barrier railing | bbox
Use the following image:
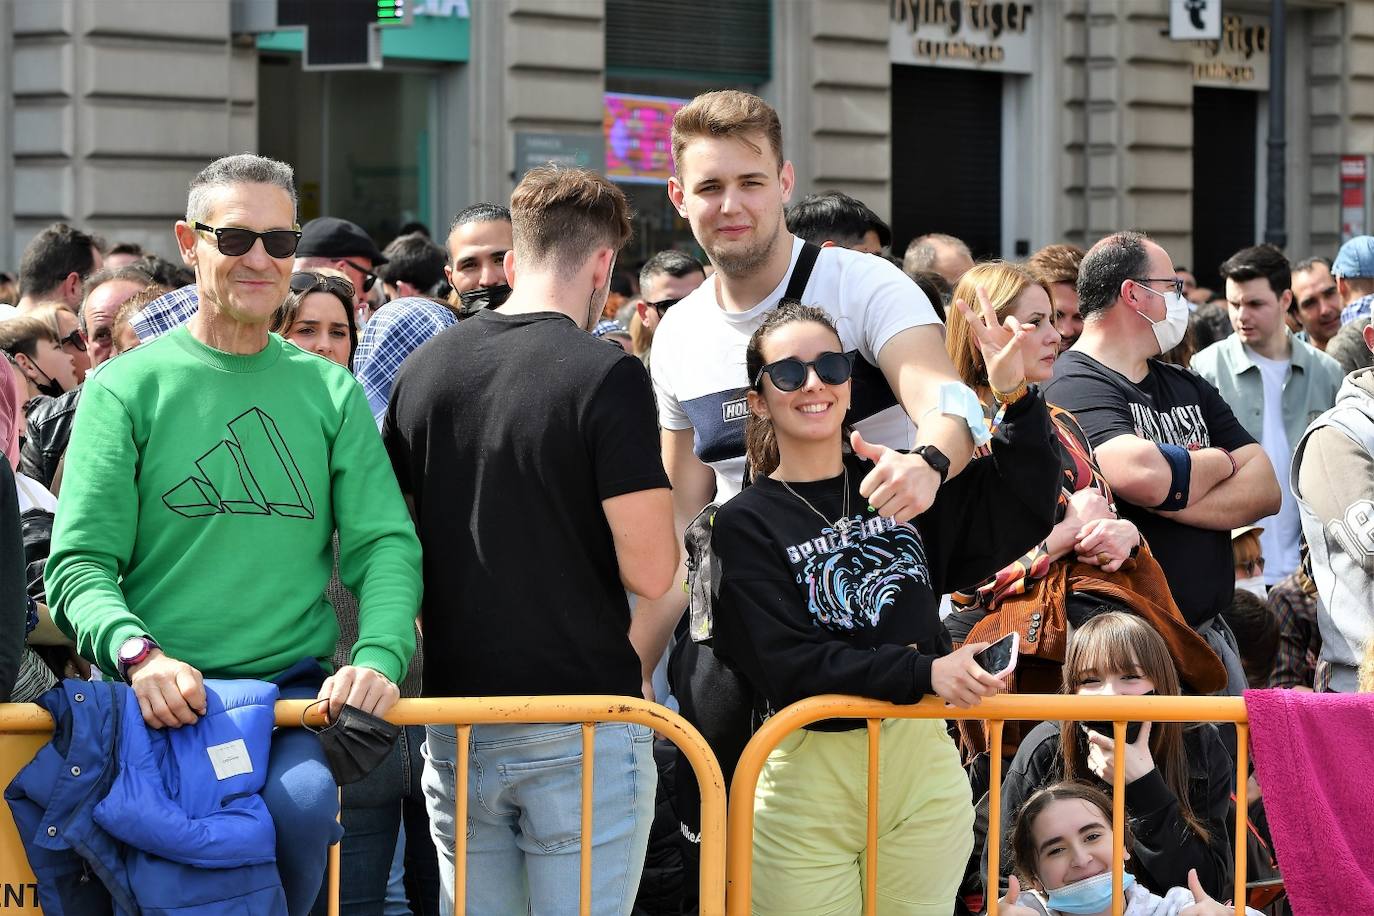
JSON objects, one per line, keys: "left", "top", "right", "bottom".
{"left": 725, "top": 694, "right": 1249, "bottom": 916}
{"left": 0, "top": 696, "right": 729, "bottom": 916}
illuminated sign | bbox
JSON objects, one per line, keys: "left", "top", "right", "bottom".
{"left": 889, "top": 0, "right": 1036, "bottom": 74}
{"left": 604, "top": 93, "right": 687, "bottom": 185}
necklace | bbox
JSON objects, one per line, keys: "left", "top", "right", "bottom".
{"left": 778, "top": 466, "right": 852, "bottom": 535}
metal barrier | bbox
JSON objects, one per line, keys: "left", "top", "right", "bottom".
{"left": 725, "top": 693, "right": 1249, "bottom": 916}
{"left": 0, "top": 696, "right": 728, "bottom": 916}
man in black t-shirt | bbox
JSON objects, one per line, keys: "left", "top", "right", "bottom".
{"left": 384, "top": 166, "right": 677, "bottom": 914}
{"left": 1043, "top": 231, "right": 1280, "bottom": 694}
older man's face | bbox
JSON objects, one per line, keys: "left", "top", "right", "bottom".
{"left": 83, "top": 279, "right": 144, "bottom": 367}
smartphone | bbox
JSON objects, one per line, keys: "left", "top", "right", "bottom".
{"left": 1246, "top": 878, "right": 1286, "bottom": 908}
{"left": 973, "top": 632, "right": 1018, "bottom": 678}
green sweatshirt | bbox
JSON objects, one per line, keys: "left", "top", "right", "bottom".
{"left": 46, "top": 325, "right": 422, "bottom": 683}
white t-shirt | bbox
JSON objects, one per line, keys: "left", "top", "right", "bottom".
{"left": 14, "top": 472, "right": 57, "bottom": 514}
{"left": 1249, "top": 348, "right": 1300, "bottom": 585}
{"left": 652, "top": 237, "right": 940, "bottom": 502}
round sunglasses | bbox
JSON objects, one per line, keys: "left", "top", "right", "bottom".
{"left": 193, "top": 221, "right": 302, "bottom": 259}
{"left": 752, "top": 351, "right": 855, "bottom": 392}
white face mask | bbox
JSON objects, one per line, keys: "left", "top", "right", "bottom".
{"left": 1236, "top": 576, "right": 1267, "bottom": 599}
{"left": 1132, "top": 283, "right": 1190, "bottom": 354}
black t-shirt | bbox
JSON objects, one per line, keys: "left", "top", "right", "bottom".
{"left": 1043, "top": 351, "right": 1256, "bottom": 626}
{"left": 383, "top": 310, "right": 670, "bottom": 698}
{"left": 710, "top": 391, "right": 1060, "bottom": 730}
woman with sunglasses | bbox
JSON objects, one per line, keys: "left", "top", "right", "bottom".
{"left": 272, "top": 270, "right": 359, "bottom": 369}
{"left": 708, "top": 300, "right": 1060, "bottom": 914}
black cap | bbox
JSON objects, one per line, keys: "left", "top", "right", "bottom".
{"left": 296, "top": 217, "right": 388, "bottom": 265}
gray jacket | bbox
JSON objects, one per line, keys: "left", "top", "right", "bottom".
{"left": 1292, "top": 368, "right": 1374, "bottom": 691}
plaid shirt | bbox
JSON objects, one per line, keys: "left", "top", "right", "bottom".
{"left": 130, "top": 284, "right": 199, "bottom": 342}
{"left": 353, "top": 297, "right": 457, "bottom": 426}
{"left": 1340, "top": 292, "right": 1374, "bottom": 326}
{"left": 1266, "top": 569, "right": 1323, "bottom": 689}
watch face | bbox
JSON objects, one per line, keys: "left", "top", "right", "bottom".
{"left": 119, "top": 637, "right": 147, "bottom": 663}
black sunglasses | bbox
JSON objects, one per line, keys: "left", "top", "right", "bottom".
{"left": 59, "top": 327, "right": 87, "bottom": 353}
{"left": 647, "top": 297, "right": 681, "bottom": 316}
{"left": 291, "top": 271, "right": 357, "bottom": 301}
{"left": 193, "top": 221, "right": 302, "bottom": 259}
{"left": 342, "top": 259, "right": 378, "bottom": 293}
{"left": 753, "top": 351, "right": 855, "bottom": 392}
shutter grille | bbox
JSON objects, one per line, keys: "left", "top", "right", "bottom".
{"left": 605, "top": 0, "right": 771, "bottom": 83}
{"left": 891, "top": 65, "right": 1003, "bottom": 261}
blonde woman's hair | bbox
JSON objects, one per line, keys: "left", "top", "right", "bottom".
{"left": 944, "top": 261, "right": 1052, "bottom": 396}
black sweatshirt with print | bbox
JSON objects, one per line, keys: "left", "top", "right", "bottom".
{"left": 709, "top": 390, "right": 1059, "bottom": 727}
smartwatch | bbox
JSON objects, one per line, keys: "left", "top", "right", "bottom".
{"left": 117, "top": 635, "right": 160, "bottom": 680}
{"left": 913, "top": 444, "right": 950, "bottom": 484}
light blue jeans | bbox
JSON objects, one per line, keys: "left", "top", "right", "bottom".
{"left": 421, "top": 722, "right": 656, "bottom": 916}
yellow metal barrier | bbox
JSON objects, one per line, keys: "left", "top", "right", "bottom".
{"left": 725, "top": 694, "right": 1249, "bottom": 916}
{"left": 0, "top": 696, "right": 728, "bottom": 916}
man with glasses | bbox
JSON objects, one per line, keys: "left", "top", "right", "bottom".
{"left": 294, "top": 216, "right": 388, "bottom": 323}
{"left": 46, "top": 153, "right": 422, "bottom": 915}
{"left": 634, "top": 249, "right": 705, "bottom": 370}
{"left": 1043, "top": 230, "right": 1281, "bottom": 693}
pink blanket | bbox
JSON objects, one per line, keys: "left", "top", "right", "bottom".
{"left": 1245, "top": 688, "right": 1374, "bottom": 915}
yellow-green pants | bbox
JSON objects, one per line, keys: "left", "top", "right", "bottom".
{"left": 751, "top": 718, "right": 973, "bottom": 916}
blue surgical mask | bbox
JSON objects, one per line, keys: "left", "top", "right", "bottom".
{"left": 1045, "top": 870, "right": 1135, "bottom": 914}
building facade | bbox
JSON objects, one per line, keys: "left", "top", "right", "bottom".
{"left": 2, "top": 0, "right": 1372, "bottom": 282}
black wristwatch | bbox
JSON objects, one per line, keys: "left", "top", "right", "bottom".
{"left": 912, "top": 444, "right": 950, "bottom": 484}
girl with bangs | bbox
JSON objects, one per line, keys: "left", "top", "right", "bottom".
{"left": 991, "top": 613, "right": 1235, "bottom": 902}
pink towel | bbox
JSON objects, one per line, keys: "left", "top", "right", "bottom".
{"left": 1245, "top": 688, "right": 1374, "bottom": 916}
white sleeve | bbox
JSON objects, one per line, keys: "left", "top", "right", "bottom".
{"left": 847, "top": 255, "right": 940, "bottom": 364}
{"left": 651, "top": 340, "right": 691, "bottom": 430}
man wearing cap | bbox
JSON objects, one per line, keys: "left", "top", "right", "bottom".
{"left": 1333, "top": 235, "right": 1374, "bottom": 326}
{"left": 295, "top": 216, "right": 388, "bottom": 323}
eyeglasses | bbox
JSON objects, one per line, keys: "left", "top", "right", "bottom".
{"left": 753, "top": 351, "right": 855, "bottom": 392}
{"left": 1133, "top": 277, "right": 1186, "bottom": 298}
{"left": 647, "top": 297, "right": 681, "bottom": 316}
{"left": 59, "top": 327, "right": 87, "bottom": 353}
{"left": 193, "top": 221, "right": 302, "bottom": 259}
{"left": 290, "top": 271, "right": 357, "bottom": 301}
{"left": 341, "top": 260, "right": 378, "bottom": 294}
{"left": 1240, "top": 557, "right": 1266, "bottom": 577}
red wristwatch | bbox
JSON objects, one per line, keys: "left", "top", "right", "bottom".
{"left": 117, "top": 635, "right": 160, "bottom": 681}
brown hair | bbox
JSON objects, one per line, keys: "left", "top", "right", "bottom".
{"left": 1026, "top": 243, "right": 1086, "bottom": 286}
{"left": 1231, "top": 528, "right": 1263, "bottom": 575}
{"left": 109, "top": 286, "right": 168, "bottom": 354}
{"left": 272, "top": 268, "right": 358, "bottom": 363}
{"left": 1058, "top": 613, "right": 1211, "bottom": 844}
{"left": 1360, "top": 638, "right": 1374, "bottom": 693}
{"left": 744, "top": 301, "right": 844, "bottom": 479}
{"left": 510, "top": 166, "right": 632, "bottom": 278}
{"left": 1009, "top": 781, "right": 1134, "bottom": 888}
{"left": 671, "top": 90, "right": 784, "bottom": 172}
{"left": 945, "top": 261, "right": 1052, "bottom": 397}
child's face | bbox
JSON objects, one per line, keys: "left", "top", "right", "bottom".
{"left": 1031, "top": 798, "right": 1116, "bottom": 891}
{"left": 1073, "top": 653, "right": 1155, "bottom": 697}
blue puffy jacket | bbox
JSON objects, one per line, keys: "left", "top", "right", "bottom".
{"left": 5, "top": 677, "right": 289, "bottom": 915}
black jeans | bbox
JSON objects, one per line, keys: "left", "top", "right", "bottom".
{"left": 312, "top": 724, "right": 441, "bottom": 916}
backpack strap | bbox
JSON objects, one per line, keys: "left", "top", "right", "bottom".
{"left": 782, "top": 242, "right": 822, "bottom": 303}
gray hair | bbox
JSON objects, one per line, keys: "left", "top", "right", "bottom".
{"left": 186, "top": 154, "right": 297, "bottom": 224}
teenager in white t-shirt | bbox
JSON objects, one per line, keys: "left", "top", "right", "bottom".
{"left": 630, "top": 89, "right": 990, "bottom": 690}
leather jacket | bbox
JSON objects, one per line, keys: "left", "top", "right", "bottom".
{"left": 20, "top": 387, "right": 80, "bottom": 489}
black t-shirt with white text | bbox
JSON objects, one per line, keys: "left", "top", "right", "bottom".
{"left": 383, "top": 310, "right": 669, "bottom": 698}
{"left": 1044, "top": 351, "right": 1256, "bottom": 626}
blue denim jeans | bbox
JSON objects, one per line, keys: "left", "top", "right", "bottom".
{"left": 422, "top": 722, "right": 656, "bottom": 916}
{"left": 311, "top": 724, "right": 440, "bottom": 916}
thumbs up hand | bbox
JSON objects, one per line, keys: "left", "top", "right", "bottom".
{"left": 1179, "top": 868, "right": 1231, "bottom": 915}
{"left": 852, "top": 430, "right": 940, "bottom": 523}
{"left": 994, "top": 875, "right": 1040, "bottom": 916}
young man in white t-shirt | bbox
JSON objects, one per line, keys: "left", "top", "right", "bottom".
{"left": 1191, "top": 244, "right": 1344, "bottom": 586}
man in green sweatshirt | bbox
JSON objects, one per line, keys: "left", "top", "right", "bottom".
{"left": 45, "top": 153, "right": 423, "bottom": 915}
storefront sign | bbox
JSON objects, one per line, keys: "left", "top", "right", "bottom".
{"left": 1342, "top": 155, "right": 1368, "bottom": 242}
{"left": 1169, "top": 0, "right": 1221, "bottom": 41}
{"left": 1190, "top": 14, "right": 1269, "bottom": 90}
{"left": 514, "top": 132, "right": 604, "bottom": 179}
{"left": 889, "top": 0, "right": 1036, "bottom": 74}
{"left": 413, "top": 0, "right": 469, "bottom": 15}
{"left": 604, "top": 93, "right": 687, "bottom": 184}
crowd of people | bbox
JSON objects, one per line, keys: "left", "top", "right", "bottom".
{"left": 0, "top": 86, "right": 1366, "bottom": 916}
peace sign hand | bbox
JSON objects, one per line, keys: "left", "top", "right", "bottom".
{"left": 955, "top": 285, "right": 1034, "bottom": 395}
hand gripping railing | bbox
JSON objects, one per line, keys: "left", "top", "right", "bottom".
{"left": 724, "top": 694, "right": 1249, "bottom": 916}
{"left": 0, "top": 697, "right": 728, "bottom": 916}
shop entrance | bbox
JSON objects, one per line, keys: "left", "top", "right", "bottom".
{"left": 1192, "top": 87, "right": 1259, "bottom": 291}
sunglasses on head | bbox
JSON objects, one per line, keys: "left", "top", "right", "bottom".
{"left": 193, "top": 221, "right": 302, "bottom": 259}
{"left": 647, "top": 297, "right": 680, "bottom": 316}
{"left": 290, "top": 271, "right": 357, "bottom": 301}
{"left": 753, "top": 351, "right": 855, "bottom": 392}
{"left": 342, "top": 260, "right": 378, "bottom": 294}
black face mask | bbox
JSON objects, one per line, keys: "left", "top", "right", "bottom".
{"left": 1080, "top": 690, "right": 1156, "bottom": 744}
{"left": 35, "top": 378, "right": 64, "bottom": 398}
{"left": 304, "top": 701, "right": 401, "bottom": 785}
{"left": 457, "top": 282, "right": 513, "bottom": 318}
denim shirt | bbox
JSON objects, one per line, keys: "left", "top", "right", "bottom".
{"left": 1190, "top": 332, "right": 1345, "bottom": 461}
